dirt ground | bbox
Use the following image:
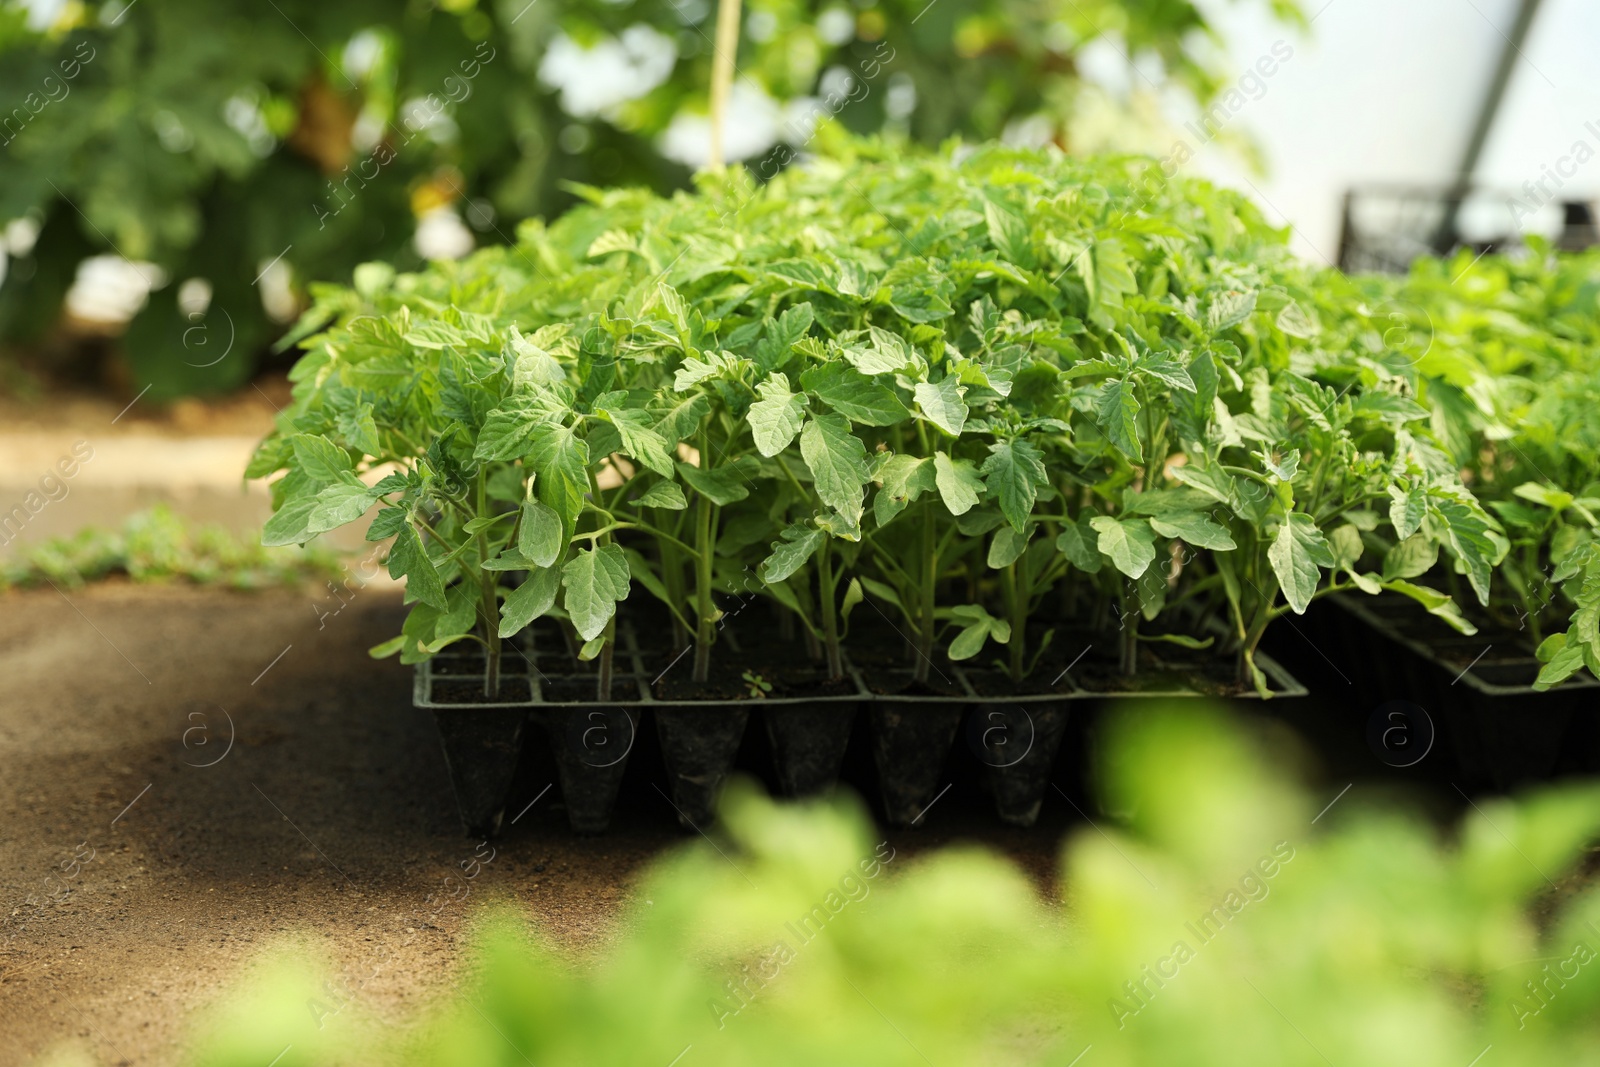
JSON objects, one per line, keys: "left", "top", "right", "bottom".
{"left": 0, "top": 581, "right": 1070, "bottom": 1067}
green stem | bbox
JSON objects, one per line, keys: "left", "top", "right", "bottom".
{"left": 473, "top": 470, "right": 501, "bottom": 700}
{"left": 692, "top": 428, "right": 716, "bottom": 684}
{"left": 1006, "top": 560, "right": 1026, "bottom": 682}
{"left": 915, "top": 501, "right": 937, "bottom": 684}
{"left": 818, "top": 537, "right": 843, "bottom": 681}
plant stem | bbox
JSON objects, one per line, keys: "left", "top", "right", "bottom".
{"left": 1119, "top": 580, "right": 1141, "bottom": 677}
{"left": 474, "top": 470, "right": 501, "bottom": 700}
{"left": 1006, "top": 560, "right": 1026, "bottom": 682}
{"left": 596, "top": 615, "right": 616, "bottom": 702}
{"left": 692, "top": 429, "right": 716, "bottom": 684}
{"left": 706, "top": 0, "right": 742, "bottom": 169}
{"left": 818, "top": 536, "right": 843, "bottom": 681}
{"left": 914, "top": 502, "right": 936, "bottom": 684}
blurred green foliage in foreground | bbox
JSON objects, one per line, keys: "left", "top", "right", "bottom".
{"left": 0, "top": 504, "right": 344, "bottom": 590}
{"left": 60, "top": 706, "right": 1600, "bottom": 1065}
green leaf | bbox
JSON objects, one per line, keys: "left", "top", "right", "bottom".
{"left": 873, "top": 454, "right": 936, "bottom": 527}
{"left": 1055, "top": 518, "right": 1103, "bottom": 573}
{"left": 290, "top": 434, "right": 352, "bottom": 484}
{"left": 474, "top": 398, "right": 543, "bottom": 461}
{"left": 1207, "top": 289, "right": 1257, "bottom": 332}
{"left": 518, "top": 499, "right": 564, "bottom": 568}
{"left": 388, "top": 523, "right": 448, "bottom": 610}
{"left": 1389, "top": 485, "right": 1428, "bottom": 541}
{"left": 499, "top": 567, "right": 561, "bottom": 637}
{"left": 759, "top": 523, "right": 826, "bottom": 583}
{"left": 366, "top": 506, "right": 408, "bottom": 542}
{"left": 1147, "top": 509, "right": 1236, "bottom": 551}
{"left": 1536, "top": 642, "right": 1587, "bottom": 690}
{"left": 947, "top": 604, "right": 1011, "bottom": 661}
{"left": 934, "top": 453, "right": 985, "bottom": 516}
{"left": 914, "top": 376, "right": 969, "bottom": 437}
{"left": 987, "top": 523, "right": 1034, "bottom": 568}
{"left": 262, "top": 495, "right": 320, "bottom": 547}
{"left": 801, "top": 363, "right": 908, "bottom": 426}
{"left": 981, "top": 440, "right": 1047, "bottom": 533}
{"left": 561, "top": 544, "right": 631, "bottom": 642}
{"left": 1257, "top": 449, "right": 1300, "bottom": 482}
{"left": 984, "top": 201, "right": 1035, "bottom": 269}
{"left": 678, "top": 462, "right": 751, "bottom": 506}
{"left": 800, "top": 414, "right": 869, "bottom": 525}
{"left": 1268, "top": 513, "right": 1335, "bottom": 614}
{"left": 368, "top": 635, "right": 407, "bottom": 659}
{"left": 530, "top": 426, "right": 591, "bottom": 529}
{"left": 1098, "top": 378, "right": 1142, "bottom": 462}
{"left": 1171, "top": 464, "right": 1236, "bottom": 507}
{"left": 1090, "top": 515, "right": 1157, "bottom": 579}
{"left": 602, "top": 408, "right": 675, "bottom": 476}
{"left": 1429, "top": 489, "right": 1505, "bottom": 605}
{"left": 1382, "top": 580, "right": 1478, "bottom": 636}
{"left": 635, "top": 482, "right": 688, "bottom": 510}
{"left": 1382, "top": 532, "right": 1439, "bottom": 581}
{"left": 1138, "top": 633, "right": 1216, "bottom": 650}
{"left": 307, "top": 481, "right": 376, "bottom": 536}
{"left": 1513, "top": 482, "right": 1575, "bottom": 513}
{"left": 747, "top": 372, "right": 809, "bottom": 457}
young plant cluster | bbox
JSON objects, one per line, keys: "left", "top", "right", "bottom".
{"left": 1313, "top": 244, "right": 1600, "bottom": 687}
{"left": 252, "top": 140, "right": 1506, "bottom": 699}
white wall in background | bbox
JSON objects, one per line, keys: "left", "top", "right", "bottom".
{"left": 1187, "top": 0, "right": 1599, "bottom": 263}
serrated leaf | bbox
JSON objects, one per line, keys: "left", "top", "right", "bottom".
{"left": 499, "top": 567, "right": 561, "bottom": 637}
{"left": 1148, "top": 510, "right": 1236, "bottom": 551}
{"left": 1090, "top": 515, "right": 1157, "bottom": 579}
{"left": 914, "top": 376, "right": 969, "bottom": 436}
{"left": 290, "top": 434, "right": 352, "bottom": 483}
{"left": 1389, "top": 484, "right": 1428, "bottom": 540}
{"left": 1429, "top": 490, "right": 1504, "bottom": 605}
{"left": 518, "top": 499, "right": 564, "bottom": 568}
{"left": 1056, "top": 518, "right": 1103, "bottom": 573}
{"left": 308, "top": 481, "right": 376, "bottom": 535}
{"left": 1268, "top": 513, "right": 1334, "bottom": 614}
{"left": 800, "top": 414, "right": 868, "bottom": 525}
{"left": 388, "top": 522, "right": 448, "bottom": 610}
{"left": 747, "top": 373, "right": 809, "bottom": 457}
{"left": 873, "top": 454, "right": 936, "bottom": 527}
{"left": 636, "top": 482, "right": 688, "bottom": 510}
{"left": 678, "top": 462, "right": 751, "bottom": 506}
{"left": 262, "top": 495, "right": 320, "bottom": 547}
{"left": 1207, "top": 289, "right": 1257, "bottom": 332}
{"left": 759, "top": 523, "right": 826, "bottom": 583}
{"left": 366, "top": 506, "right": 408, "bottom": 542}
{"left": 1382, "top": 580, "right": 1477, "bottom": 636}
{"left": 800, "top": 363, "right": 908, "bottom": 426}
{"left": 1098, "top": 378, "right": 1142, "bottom": 462}
{"left": 561, "top": 544, "right": 630, "bottom": 642}
{"left": 987, "top": 524, "right": 1034, "bottom": 568}
{"left": 934, "top": 453, "right": 985, "bottom": 516}
{"left": 981, "top": 439, "right": 1047, "bottom": 533}
{"left": 530, "top": 426, "right": 591, "bottom": 529}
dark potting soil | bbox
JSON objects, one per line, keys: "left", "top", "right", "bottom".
{"left": 963, "top": 670, "right": 1073, "bottom": 699}
{"left": 859, "top": 671, "right": 965, "bottom": 700}
{"left": 653, "top": 659, "right": 858, "bottom": 702}
{"left": 540, "top": 676, "right": 645, "bottom": 704}
{"left": 430, "top": 676, "right": 535, "bottom": 705}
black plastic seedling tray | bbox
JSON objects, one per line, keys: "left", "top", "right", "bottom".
{"left": 1315, "top": 594, "right": 1600, "bottom": 790}
{"left": 417, "top": 618, "right": 1307, "bottom": 836}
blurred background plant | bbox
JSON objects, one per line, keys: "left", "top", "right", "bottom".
{"left": 61, "top": 702, "right": 1600, "bottom": 1067}
{"left": 0, "top": 502, "right": 345, "bottom": 589}
{"left": 0, "top": 0, "right": 1302, "bottom": 400}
